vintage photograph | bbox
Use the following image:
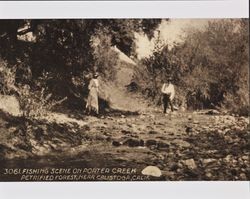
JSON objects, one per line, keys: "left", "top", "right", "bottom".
{"left": 0, "top": 19, "right": 249, "bottom": 181}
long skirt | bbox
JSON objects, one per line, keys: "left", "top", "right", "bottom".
{"left": 86, "top": 87, "right": 99, "bottom": 114}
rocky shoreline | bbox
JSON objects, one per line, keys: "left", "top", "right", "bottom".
{"left": 0, "top": 109, "right": 249, "bottom": 180}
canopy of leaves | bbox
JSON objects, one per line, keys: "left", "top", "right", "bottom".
{"left": 0, "top": 19, "right": 162, "bottom": 108}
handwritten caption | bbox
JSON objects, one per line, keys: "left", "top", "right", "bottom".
{"left": 3, "top": 168, "right": 150, "bottom": 181}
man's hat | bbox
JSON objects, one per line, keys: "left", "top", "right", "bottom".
{"left": 93, "top": 72, "right": 99, "bottom": 78}
{"left": 167, "top": 76, "right": 173, "bottom": 81}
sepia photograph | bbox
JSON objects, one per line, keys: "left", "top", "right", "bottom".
{"left": 0, "top": 18, "right": 249, "bottom": 181}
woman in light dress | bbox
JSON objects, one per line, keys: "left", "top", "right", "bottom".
{"left": 86, "top": 73, "right": 99, "bottom": 115}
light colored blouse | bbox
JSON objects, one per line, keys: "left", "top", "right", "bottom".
{"left": 161, "top": 83, "right": 175, "bottom": 101}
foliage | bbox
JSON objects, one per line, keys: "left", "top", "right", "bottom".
{"left": 18, "top": 71, "right": 67, "bottom": 118}
{"left": 136, "top": 33, "right": 185, "bottom": 105}
{"left": 0, "top": 19, "right": 165, "bottom": 116}
{"left": 137, "top": 19, "right": 249, "bottom": 114}
{"left": 0, "top": 58, "right": 66, "bottom": 118}
{"left": 182, "top": 19, "right": 249, "bottom": 111}
{"left": 98, "top": 19, "right": 163, "bottom": 56}
{"left": 1, "top": 19, "right": 163, "bottom": 109}
{"left": 0, "top": 59, "right": 17, "bottom": 95}
{"left": 1, "top": 19, "right": 248, "bottom": 115}
{"left": 90, "top": 27, "right": 119, "bottom": 79}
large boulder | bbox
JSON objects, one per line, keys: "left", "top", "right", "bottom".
{"left": 0, "top": 95, "right": 21, "bottom": 116}
{"left": 141, "top": 166, "right": 162, "bottom": 177}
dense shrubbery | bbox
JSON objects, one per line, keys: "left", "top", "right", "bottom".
{"left": 136, "top": 19, "right": 249, "bottom": 115}
{"left": 0, "top": 59, "right": 17, "bottom": 95}
{"left": 0, "top": 59, "right": 66, "bottom": 117}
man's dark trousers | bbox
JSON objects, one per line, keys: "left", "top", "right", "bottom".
{"left": 162, "top": 94, "right": 174, "bottom": 113}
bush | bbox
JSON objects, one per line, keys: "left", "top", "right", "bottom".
{"left": 0, "top": 60, "right": 66, "bottom": 118}
{"left": 91, "top": 27, "right": 119, "bottom": 79}
{"left": 222, "top": 91, "right": 249, "bottom": 116}
{"left": 0, "top": 59, "right": 17, "bottom": 95}
{"left": 18, "top": 71, "right": 67, "bottom": 118}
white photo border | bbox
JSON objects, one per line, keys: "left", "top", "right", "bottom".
{"left": 0, "top": 0, "right": 249, "bottom": 19}
{"left": 0, "top": 1, "right": 249, "bottom": 199}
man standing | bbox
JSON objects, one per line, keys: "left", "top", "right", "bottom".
{"left": 161, "top": 77, "right": 175, "bottom": 114}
